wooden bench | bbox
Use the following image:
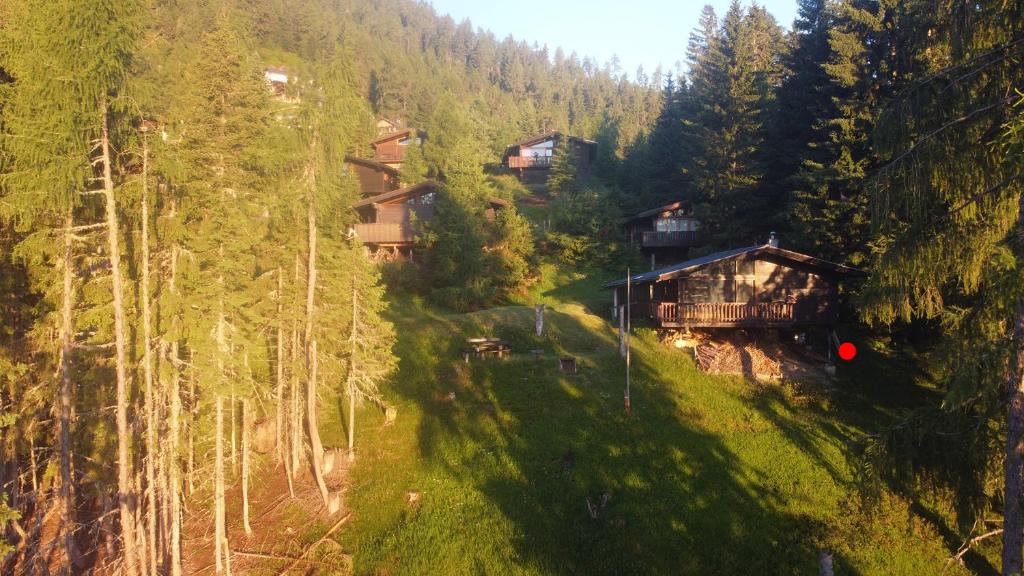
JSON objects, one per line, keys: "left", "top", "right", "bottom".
{"left": 463, "top": 338, "right": 511, "bottom": 362}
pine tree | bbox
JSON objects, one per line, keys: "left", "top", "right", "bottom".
{"left": 859, "top": 1, "right": 1024, "bottom": 569}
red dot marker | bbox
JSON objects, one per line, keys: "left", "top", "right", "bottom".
{"left": 838, "top": 342, "right": 857, "bottom": 361}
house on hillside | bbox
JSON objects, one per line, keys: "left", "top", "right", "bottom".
{"left": 376, "top": 117, "right": 403, "bottom": 136}
{"left": 352, "top": 180, "right": 509, "bottom": 261}
{"left": 626, "top": 201, "right": 703, "bottom": 269}
{"left": 604, "top": 234, "right": 864, "bottom": 329}
{"left": 503, "top": 131, "right": 597, "bottom": 183}
{"left": 264, "top": 67, "right": 299, "bottom": 102}
{"left": 344, "top": 155, "right": 402, "bottom": 197}
{"left": 369, "top": 127, "right": 425, "bottom": 170}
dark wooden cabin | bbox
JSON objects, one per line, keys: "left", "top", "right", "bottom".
{"left": 626, "top": 201, "right": 703, "bottom": 269}
{"left": 344, "top": 155, "right": 402, "bottom": 197}
{"left": 503, "top": 131, "right": 597, "bottom": 183}
{"left": 369, "top": 128, "right": 424, "bottom": 169}
{"left": 352, "top": 180, "right": 509, "bottom": 261}
{"left": 604, "top": 236, "right": 863, "bottom": 329}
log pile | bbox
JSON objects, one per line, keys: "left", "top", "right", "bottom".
{"left": 694, "top": 341, "right": 781, "bottom": 380}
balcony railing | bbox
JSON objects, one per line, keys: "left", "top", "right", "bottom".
{"left": 640, "top": 231, "right": 701, "bottom": 248}
{"left": 372, "top": 153, "right": 404, "bottom": 163}
{"left": 651, "top": 301, "right": 795, "bottom": 325}
{"left": 508, "top": 156, "right": 552, "bottom": 169}
{"left": 352, "top": 222, "right": 416, "bottom": 244}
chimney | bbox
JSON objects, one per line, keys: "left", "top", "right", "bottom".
{"left": 768, "top": 232, "right": 779, "bottom": 248}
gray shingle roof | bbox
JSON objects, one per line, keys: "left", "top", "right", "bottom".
{"left": 603, "top": 244, "right": 864, "bottom": 288}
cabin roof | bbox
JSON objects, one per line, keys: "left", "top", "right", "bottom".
{"left": 505, "top": 131, "right": 597, "bottom": 151}
{"left": 344, "top": 155, "right": 401, "bottom": 178}
{"left": 353, "top": 180, "right": 439, "bottom": 208}
{"left": 370, "top": 127, "right": 422, "bottom": 145}
{"left": 625, "top": 200, "right": 692, "bottom": 223}
{"left": 603, "top": 244, "right": 865, "bottom": 288}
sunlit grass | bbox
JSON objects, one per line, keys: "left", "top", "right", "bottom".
{"left": 323, "top": 267, "right": 971, "bottom": 575}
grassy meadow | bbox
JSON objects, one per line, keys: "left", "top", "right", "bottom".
{"left": 313, "top": 265, "right": 990, "bottom": 575}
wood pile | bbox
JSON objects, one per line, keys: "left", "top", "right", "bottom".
{"left": 694, "top": 341, "right": 781, "bottom": 380}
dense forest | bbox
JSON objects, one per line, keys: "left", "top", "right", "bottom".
{"left": 1, "top": 0, "right": 1023, "bottom": 574}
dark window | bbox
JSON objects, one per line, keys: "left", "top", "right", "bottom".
{"left": 737, "top": 259, "right": 755, "bottom": 275}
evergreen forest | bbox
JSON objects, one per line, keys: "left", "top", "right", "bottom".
{"left": 1, "top": 0, "right": 1024, "bottom": 574}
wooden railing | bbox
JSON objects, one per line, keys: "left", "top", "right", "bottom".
{"left": 373, "top": 153, "right": 404, "bottom": 163}
{"left": 508, "top": 156, "right": 552, "bottom": 169}
{"left": 352, "top": 222, "right": 415, "bottom": 244}
{"left": 652, "top": 301, "right": 795, "bottom": 324}
{"left": 640, "top": 230, "right": 701, "bottom": 248}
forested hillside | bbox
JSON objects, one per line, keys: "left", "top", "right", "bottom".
{"left": 1, "top": 0, "right": 1024, "bottom": 574}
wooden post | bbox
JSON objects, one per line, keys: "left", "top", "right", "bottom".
{"left": 618, "top": 306, "right": 626, "bottom": 358}
{"left": 612, "top": 289, "right": 618, "bottom": 320}
{"left": 534, "top": 304, "right": 545, "bottom": 336}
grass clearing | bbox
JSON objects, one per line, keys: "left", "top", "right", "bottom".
{"left": 319, "top": 269, "right": 975, "bottom": 575}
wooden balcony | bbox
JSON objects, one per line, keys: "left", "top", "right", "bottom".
{"left": 508, "top": 156, "right": 552, "bottom": 169}
{"left": 373, "top": 153, "right": 404, "bottom": 163}
{"left": 640, "top": 231, "right": 701, "bottom": 248}
{"left": 650, "top": 301, "right": 795, "bottom": 327}
{"left": 353, "top": 222, "right": 415, "bottom": 245}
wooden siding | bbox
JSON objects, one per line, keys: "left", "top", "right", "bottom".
{"left": 350, "top": 163, "right": 400, "bottom": 196}
{"left": 353, "top": 222, "right": 415, "bottom": 245}
{"left": 374, "top": 204, "right": 434, "bottom": 224}
{"left": 620, "top": 255, "right": 841, "bottom": 328}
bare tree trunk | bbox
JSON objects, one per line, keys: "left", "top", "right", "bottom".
{"left": 215, "top": 396, "right": 225, "bottom": 573}
{"left": 306, "top": 341, "right": 331, "bottom": 508}
{"left": 140, "top": 137, "right": 159, "bottom": 576}
{"left": 290, "top": 255, "right": 301, "bottom": 482}
{"left": 231, "top": 393, "right": 237, "bottom": 473}
{"left": 1003, "top": 298, "right": 1024, "bottom": 575}
{"left": 276, "top": 267, "right": 285, "bottom": 465}
{"left": 304, "top": 170, "right": 332, "bottom": 510}
{"left": 168, "top": 227, "right": 183, "bottom": 576}
{"left": 101, "top": 104, "right": 138, "bottom": 576}
{"left": 168, "top": 340, "right": 182, "bottom": 576}
{"left": 241, "top": 399, "right": 252, "bottom": 536}
{"left": 347, "top": 285, "right": 357, "bottom": 461}
{"left": 58, "top": 208, "right": 79, "bottom": 570}
{"left": 187, "top": 351, "right": 195, "bottom": 496}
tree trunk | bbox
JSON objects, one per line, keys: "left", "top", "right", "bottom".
{"left": 168, "top": 226, "right": 183, "bottom": 576}
{"left": 304, "top": 181, "right": 333, "bottom": 508}
{"left": 290, "top": 255, "right": 301, "bottom": 481}
{"left": 187, "top": 350, "right": 196, "bottom": 496}
{"left": 241, "top": 398, "right": 252, "bottom": 536}
{"left": 168, "top": 340, "right": 182, "bottom": 576}
{"left": 58, "top": 208, "right": 79, "bottom": 570}
{"left": 101, "top": 104, "right": 139, "bottom": 576}
{"left": 348, "top": 285, "right": 357, "bottom": 461}
{"left": 140, "top": 137, "right": 159, "bottom": 576}
{"left": 276, "top": 266, "right": 285, "bottom": 465}
{"left": 215, "top": 395, "right": 225, "bottom": 574}
{"left": 306, "top": 341, "right": 331, "bottom": 508}
{"left": 1003, "top": 297, "right": 1024, "bottom": 575}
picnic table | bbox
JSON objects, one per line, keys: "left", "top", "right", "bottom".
{"left": 463, "top": 337, "right": 510, "bottom": 362}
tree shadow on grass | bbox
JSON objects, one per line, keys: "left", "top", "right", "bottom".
{"left": 381, "top": 301, "right": 864, "bottom": 575}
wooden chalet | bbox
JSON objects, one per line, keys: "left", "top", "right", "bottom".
{"left": 503, "top": 131, "right": 597, "bottom": 182}
{"left": 605, "top": 235, "right": 864, "bottom": 329}
{"left": 344, "top": 155, "right": 402, "bottom": 197}
{"left": 369, "top": 127, "right": 424, "bottom": 169}
{"left": 626, "top": 200, "right": 703, "bottom": 268}
{"left": 352, "top": 180, "right": 509, "bottom": 260}
{"left": 376, "top": 117, "right": 402, "bottom": 136}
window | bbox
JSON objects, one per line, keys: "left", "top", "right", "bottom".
{"left": 737, "top": 259, "right": 755, "bottom": 275}
{"left": 736, "top": 279, "right": 754, "bottom": 303}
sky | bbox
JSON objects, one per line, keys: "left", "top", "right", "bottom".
{"left": 427, "top": 0, "right": 800, "bottom": 80}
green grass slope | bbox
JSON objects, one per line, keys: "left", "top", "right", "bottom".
{"left": 322, "top": 267, "right": 972, "bottom": 575}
